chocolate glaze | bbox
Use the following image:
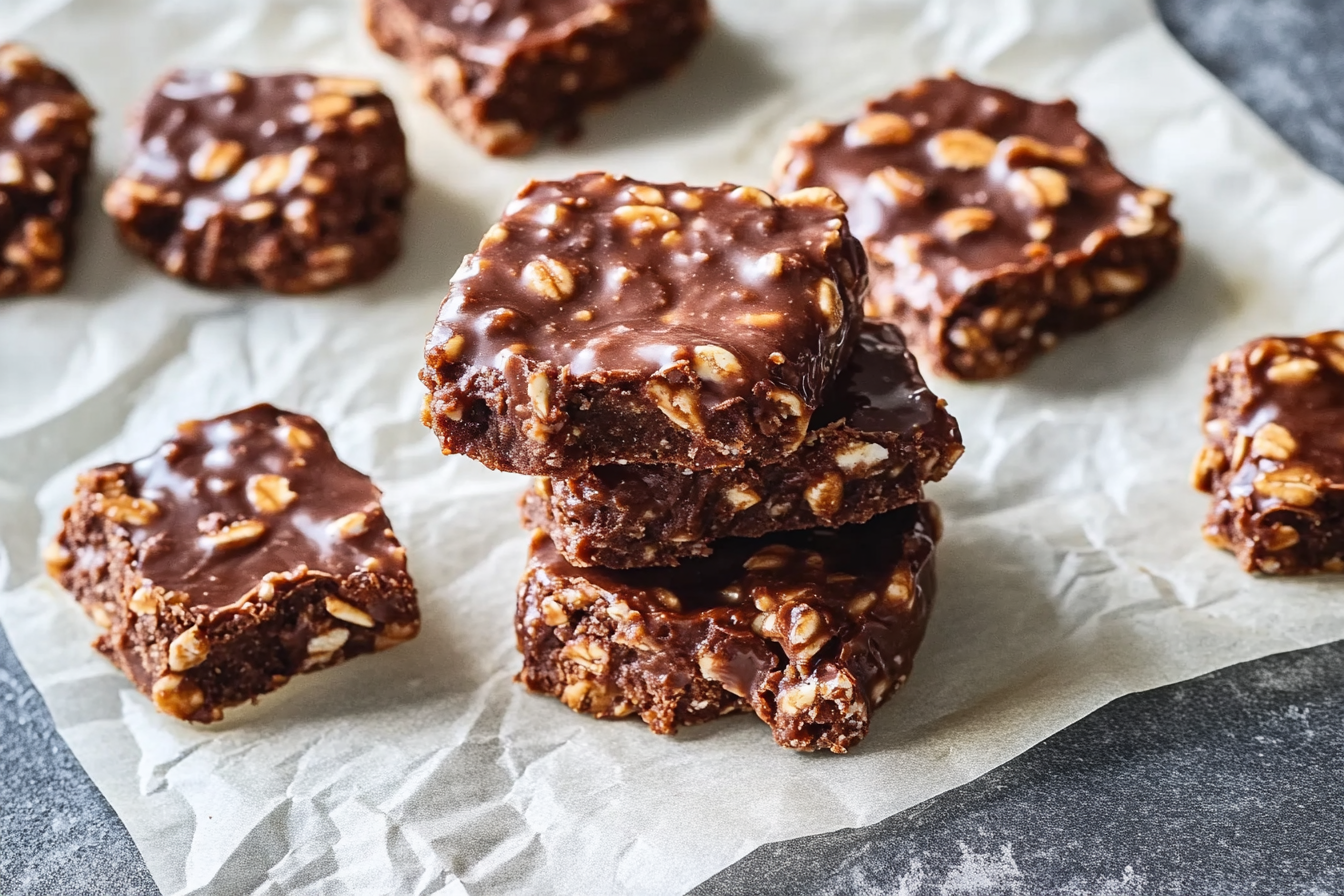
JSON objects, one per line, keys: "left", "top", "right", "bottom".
{"left": 816, "top": 321, "right": 949, "bottom": 433}
{"left": 114, "top": 404, "right": 406, "bottom": 608}
{"left": 430, "top": 172, "right": 865, "bottom": 409}
{"left": 518, "top": 503, "right": 939, "bottom": 752}
{"left": 104, "top": 69, "right": 409, "bottom": 292}
{"left": 421, "top": 173, "right": 868, "bottom": 475}
{"left": 773, "top": 74, "right": 1182, "bottom": 380}
{"left": 1197, "top": 332, "right": 1344, "bottom": 575}
{"left": 367, "top": 0, "right": 709, "bottom": 156}
{"left": 0, "top": 45, "right": 92, "bottom": 206}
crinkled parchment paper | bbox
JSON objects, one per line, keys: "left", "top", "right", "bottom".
{"left": 4, "top": 0, "right": 1344, "bottom": 893}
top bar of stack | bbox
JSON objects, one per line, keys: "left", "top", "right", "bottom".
{"left": 421, "top": 172, "right": 868, "bottom": 478}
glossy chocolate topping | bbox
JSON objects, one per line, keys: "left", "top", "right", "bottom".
{"left": 814, "top": 321, "right": 948, "bottom": 434}
{"left": 404, "top": 0, "right": 603, "bottom": 46}
{"left": 427, "top": 172, "right": 867, "bottom": 409}
{"left": 116, "top": 70, "right": 405, "bottom": 222}
{"left": 776, "top": 74, "right": 1171, "bottom": 293}
{"left": 1195, "top": 332, "right": 1344, "bottom": 575}
{"left": 101, "top": 404, "right": 406, "bottom": 608}
{"left": 1, "top": 44, "right": 92, "bottom": 170}
{"left": 1209, "top": 332, "right": 1344, "bottom": 501}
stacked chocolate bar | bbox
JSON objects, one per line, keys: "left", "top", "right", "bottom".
{"left": 420, "top": 172, "right": 963, "bottom": 752}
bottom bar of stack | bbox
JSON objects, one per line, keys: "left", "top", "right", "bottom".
{"left": 515, "top": 502, "right": 939, "bottom": 753}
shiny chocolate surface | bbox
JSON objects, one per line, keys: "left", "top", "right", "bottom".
{"left": 426, "top": 172, "right": 867, "bottom": 410}
{"left": 775, "top": 74, "right": 1172, "bottom": 294}
{"left": 103, "top": 404, "right": 406, "bottom": 608}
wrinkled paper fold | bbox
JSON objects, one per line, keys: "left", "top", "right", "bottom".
{"left": 4, "top": 0, "right": 1344, "bottom": 893}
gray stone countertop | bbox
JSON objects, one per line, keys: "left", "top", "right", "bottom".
{"left": 4, "top": 1, "right": 1344, "bottom": 893}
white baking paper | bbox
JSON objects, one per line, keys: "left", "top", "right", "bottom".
{"left": 3, "top": 0, "right": 1343, "bottom": 893}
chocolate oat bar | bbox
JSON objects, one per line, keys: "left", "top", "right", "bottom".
{"left": 47, "top": 405, "right": 419, "bottom": 722}
{"left": 0, "top": 43, "right": 94, "bottom": 297}
{"left": 773, "top": 73, "right": 1182, "bottom": 379}
{"left": 1194, "top": 332, "right": 1344, "bottom": 575}
{"left": 522, "top": 322, "right": 962, "bottom": 567}
{"left": 103, "top": 70, "right": 410, "bottom": 293}
{"left": 422, "top": 172, "right": 868, "bottom": 477}
{"left": 366, "top": 0, "right": 709, "bottom": 156}
{"left": 516, "top": 502, "right": 939, "bottom": 753}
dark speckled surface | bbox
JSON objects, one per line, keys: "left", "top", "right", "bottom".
{"left": 695, "top": 641, "right": 1344, "bottom": 896}
{"left": 0, "top": 623, "right": 159, "bottom": 896}
{"left": 4, "top": 1, "right": 1344, "bottom": 893}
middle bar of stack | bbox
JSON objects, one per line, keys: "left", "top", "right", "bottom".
{"left": 523, "top": 321, "right": 963, "bottom": 567}
{"left": 420, "top": 172, "right": 962, "bottom": 752}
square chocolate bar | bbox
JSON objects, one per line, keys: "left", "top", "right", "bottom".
{"left": 103, "top": 70, "right": 409, "bottom": 293}
{"left": 0, "top": 43, "right": 94, "bottom": 296}
{"left": 522, "top": 322, "right": 962, "bottom": 567}
{"left": 422, "top": 172, "right": 868, "bottom": 476}
{"left": 516, "top": 502, "right": 939, "bottom": 753}
{"left": 773, "top": 74, "right": 1182, "bottom": 379}
{"left": 366, "top": 0, "right": 709, "bottom": 155}
{"left": 47, "top": 405, "right": 419, "bottom": 722}
{"left": 1194, "top": 332, "right": 1344, "bottom": 575}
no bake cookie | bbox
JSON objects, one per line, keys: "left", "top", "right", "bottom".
{"left": 47, "top": 405, "right": 420, "bottom": 722}
{"left": 0, "top": 43, "right": 94, "bottom": 296}
{"left": 516, "top": 502, "right": 939, "bottom": 753}
{"left": 366, "top": 0, "right": 710, "bottom": 155}
{"left": 1194, "top": 332, "right": 1344, "bottom": 575}
{"left": 774, "top": 73, "right": 1182, "bottom": 379}
{"left": 104, "top": 70, "right": 409, "bottom": 292}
